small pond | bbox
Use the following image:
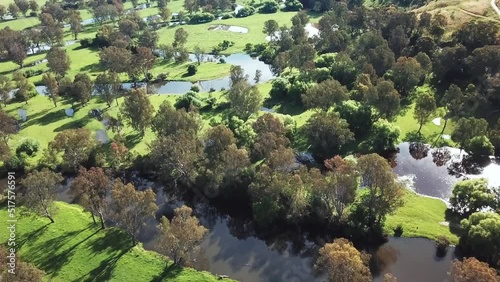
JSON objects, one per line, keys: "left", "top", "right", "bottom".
{"left": 392, "top": 142, "right": 500, "bottom": 201}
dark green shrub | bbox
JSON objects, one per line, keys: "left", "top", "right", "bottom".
{"left": 259, "top": 0, "right": 279, "bottom": 13}
{"left": 16, "top": 139, "right": 40, "bottom": 157}
{"left": 187, "top": 64, "right": 197, "bottom": 76}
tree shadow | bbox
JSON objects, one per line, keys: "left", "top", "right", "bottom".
{"left": 22, "top": 110, "right": 68, "bottom": 128}
{"left": 80, "top": 63, "right": 103, "bottom": 73}
{"left": 16, "top": 224, "right": 50, "bottom": 249}
{"left": 124, "top": 132, "right": 143, "bottom": 148}
{"left": 444, "top": 209, "right": 464, "bottom": 237}
{"left": 150, "top": 263, "right": 183, "bottom": 282}
{"left": 29, "top": 224, "right": 99, "bottom": 276}
{"left": 53, "top": 116, "right": 94, "bottom": 132}
{"left": 77, "top": 229, "right": 133, "bottom": 282}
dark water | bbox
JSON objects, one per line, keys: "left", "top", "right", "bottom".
{"left": 392, "top": 142, "right": 500, "bottom": 200}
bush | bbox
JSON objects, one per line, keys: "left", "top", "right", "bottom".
{"left": 190, "top": 85, "right": 200, "bottom": 92}
{"left": 236, "top": 6, "right": 256, "bottom": 18}
{"left": 221, "top": 13, "right": 233, "bottom": 19}
{"left": 464, "top": 135, "right": 495, "bottom": 158}
{"left": 4, "top": 155, "right": 27, "bottom": 174}
{"left": 187, "top": 64, "right": 197, "bottom": 76}
{"left": 145, "top": 73, "right": 153, "bottom": 81}
{"left": 80, "top": 38, "right": 92, "bottom": 48}
{"left": 29, "top": 11, "right": 37, "bottom": 17}
{"left": 174, "top": 91, "right": 202, "bottom": 111}
{"left": 284, "top": 0, "right": 302, "bottom": 11}
{"left": 435, "top": 236, "right": 450, "bottom": 258}
{"left": 157, "top": 73, "right": 168, "bottom": 81}
{"left": 270, "top": 78, "right": 289, "bottom": 99}
{"left": 23, "top": 69, "right": 43, "bottom": 78}
{"left": 189, "top": 12, "right": 215, "bottom": 24}
{"left": 219, "top": 58, "right": 226, "bottom": 64}
{"left": 393, "top": 224, "right": 404, "bottom": 237}
{"left": 16, "top": 139, "right": 40, "bottom": 157}
{"left": 259, "top": 0, "right": 279, "bottom": 13}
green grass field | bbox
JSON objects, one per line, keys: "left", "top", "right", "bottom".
{"left": 385, "top": 190, "right": 459, "bottom": 244}
{"left": 158, "top": 11, "right": 298, "bottom": 53}
{"left": 0, "top": 201, "right": 228, "bottom": 282}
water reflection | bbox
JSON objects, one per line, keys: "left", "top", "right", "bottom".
{"left": 392, "top": 142, "right": 500, "bottom": 200}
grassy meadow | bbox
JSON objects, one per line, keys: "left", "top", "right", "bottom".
{"left": 0, "top": 200, "right": 230, "bottom": 282}
{"left": 385, "top": 190, "right": 459, "bottom": 244}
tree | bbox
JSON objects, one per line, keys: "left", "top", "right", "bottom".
{"left": 0, "top": 110, "right": 18, "bottom": 143}
{"left": 315, "top": 238, "right": 371, "bottom": 282}
{"left": 8, "top": 3, "right": 20, "bottom": 19}
{"left": 28, "top": 0, "right": 38, "bottom": 12}
{"left": 152, "top": 101, "right": 201, "bottom": 137}
{"left": 13, "top": 71, "right": 36, "bottom": 104}
{"left": 121, "top": 87, "right": 154, "bottom": 136}
{"left": 413, "top": 88, "right": 436, "bottom": 134}
{"left": 49, "top": 128, "right": 95, "bottom": 172}
{"left": 254, "top": 69, "right": 262, "bottom": 84}
{"left": 364, "top": 119, "right": 400, "bottom": 153}
{"left": 302, "top": 79, "right": 348, "bottom": 110}
{"left": 71, "top": 73, "right": 93, "bottom": 106}
{"left": 110, "top": 180, "right": 157, "bottom": 245}
{"left": 315, "top": 156, "right": 358, "bottom": 223}
{"left": 183, "top": 0, "right": 197, "bottom": 14}
{"left": 451, "top": 117, "right": 489, "bottom": 149}
{"left": 263, "top": 19, "right": 279, "bottom": 40}
{"left": 336, "top": 100, "right": 373, "bottom": 139}
{"left": 133, "top": 47, "right": 156, "bottom": 80}
{"left": 71, "top": 167, "right": 109, "bottom": 229}
{"left": 450, "top": 257, "right": 500, "bottom": 282}
{"left": 149, "top": 131, "right": 203, "bottom": 187}
{"left": 46, "top": 47, "right": 71, "bottom": 77}
{"left": 193, "top": 45, "right": 204, "bottom": 65}
{"left": 370, "top": 80, "right": 401, "bottom": 121}
{"left": 0, "top": 75, "right": 13, "bottom": 107}
{"left": 94, "top": 72, "right": 121, "bottom": 107}
{"left": 357, "top": 153, "right": 404, "bottom": 227}
{"left": 14, "top": 0, "right": 29, "bottom": 16}
{"left": 20, "top": 168, "right": 63, "bottom": 223}
{"left": 139, "top": 28, "right": 159, "bottom": 49}
{"left": 0, "top": 5, "right": 6, "bottom": 20}
{"left": 8, "top": 42, "right": 27, "bottom": 68}
{"left": 67, "top": 10, "right": 82, "bottom": 40}
{"left": 391, "top": 57, "right": 424, "bottom": 98}
{"left": 251, "top": 113, "right": 290, "bottom": 161}
{"left": 42, "top": 72, "right": 59, "bottom": 107}
{"left": 459, "top": 212, "right": 500, "bottom": 266}
{"left": 304, "top": 111, "right": 354, "bottom": 159}
{"left": 39, "top": 13, "right": 64, "bottom": 46}
{"left": 118, "top": 18, "right": 139, "bottom": 38}
{"left": 450, "top": 179, "right": 496, "bottom": 217}
{"left": 99, "top": 46, "right": 133, "bottom": 74}
{"left": 107, "top": 140, "right": 132, "bottom": 171}
{"left": 464, "top": 135, "right": 495, "bottom": 158}
{"left": 227, "top": 81, "right": 263, "bottom": 120}
{"left": 173, "top": 27, "right": 188, "bottom": 48}
{"left": 453, "top": 21, "right": 498, "bottom": 51}
{"left": 156, "top": 205, "right": 208, "bottom": 265}
{"left": 429, "top": 13, "right": 447, "bottom": 41}
{"left": 440, "top": 84, "right": 465, "bottom": 135}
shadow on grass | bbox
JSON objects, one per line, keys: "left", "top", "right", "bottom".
{"left": 53, "top": 116, "right": 93, "bottom": 132}
{"left": 151, "top": 263, "right": 183, "bottom": 282}
{"left": 29, "top": 223, "right": 99, "bottom": 277}
{"left": 16, "top": 224, "right": 50, "bottom": 250}
{"left": 444, "top": 209, "right": 464, "bottom": 238}
{"left": 77, "top": 229, "right": 134, "bottom": 282}
{"left": 22, "top": 110, "right": 67, "bottom": 128}
{"left": 124, "top": 132, "right": 144, "bottom": 148}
